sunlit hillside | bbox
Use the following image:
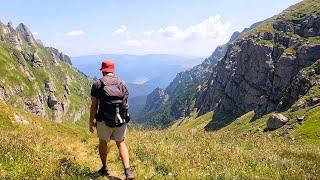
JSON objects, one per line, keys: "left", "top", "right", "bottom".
{"left": 1, "top": 99, "right": 319, "bottom": 179}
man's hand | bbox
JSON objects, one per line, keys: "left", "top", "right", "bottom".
{"left": 89, "top": 120, "right": 96, "bottom": 133}
{"left": 89, "top": 96, "right": 99, "bottom": 133}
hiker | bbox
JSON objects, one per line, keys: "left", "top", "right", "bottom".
{"left": 89, "top": 59, "right": 134, "bottom": 179}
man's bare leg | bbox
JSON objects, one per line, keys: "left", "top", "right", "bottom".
{"left": 116, "top": 140, "right": 130, "bottom": 168}
{"left": 99, "top": 139, "right": 108, "bottom": 167}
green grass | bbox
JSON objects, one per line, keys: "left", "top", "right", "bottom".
{"left": 292, "top": 107, "right": 320, "bottom": 143}
{"left": 1, "top": 94, "right": 320, "bottom": 179}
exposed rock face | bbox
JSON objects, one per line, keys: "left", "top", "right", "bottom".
{"left": 16, "top": 23, "right": 37, "bottom": 46}
{"left": 278, "top": 59, "right": 320, "bottom": 110}
{"left": 144, "top": 88, "right": 169, "bottom": 112}
{"left": 198, "top": 13, "right": 320, "bottom": 120}
{"left": 267, "top": 113, "right": 288, "bottom": 129}
{"left": 0, "top": 21, "right": 91, "bottom": 123}
{"left": 32, "top": 52, "right": 43, "bottom": 67}
{"left": 47, "top": 93, "right": 58, "bottom": 108}
{"left": 5, "top": 23, "right": 22, "bottom": 50}
{"left": 46, "top": 47, "right": 72, "bottom": 65}
{"left": 140, "top": 0, "right": 320, "bottom": 128}
{"left": 298, "top": 15, "right": 320, "bottom": 37}
{"left": 25, "top": 100, "right": 45, "bottom": 116}
{"left": 60, "top": 53, "right": 72, "bottom": 65}
{"left": 45, "top": 82, "right": 55, "bottom": 92}
{"left": 138, "top": 22, "right": 262, "bottom": 127}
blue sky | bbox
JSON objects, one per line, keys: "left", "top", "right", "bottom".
{"left": 0, "top": 0, "right": 301, "bottom": 57}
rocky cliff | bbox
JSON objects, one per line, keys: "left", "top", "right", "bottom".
{"left": 0, "top": 22, "right": 91, "bottom": 123}
{"left": 137, "top": 34, "right": 232, "bottom": 126}
{"left": 197, "top": 0, "right": 320, "bottom": 128}
{"left": 139, "top": 0, "right": 320, "bottom": 128}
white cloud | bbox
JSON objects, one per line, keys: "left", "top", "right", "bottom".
{"left": 66, "top": 30, "right": 85, "bottom": 36}
{"left": 113, "top": 15, "right": 232, "bottom": 56}
{"left": 132, "top": 77, "right": 150, "bottom": 84}
{"left": 113, "top": 25, "right": 129, "bottom": 37}
{"left": 32, "top": 32, "right": 39, "bottom": 35}
{"left": 155, "top": 15, "right": 231, "bottom": 41}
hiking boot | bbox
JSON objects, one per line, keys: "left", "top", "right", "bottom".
{"left": 98, "top": 166, "right": 110, "bottom": 176}
{"left": 124, "top": 167, "right": 134, "bottom": 179}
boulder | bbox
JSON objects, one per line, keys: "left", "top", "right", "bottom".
{"left": 47, "top": 93, "right": 58, "bottom": 108}
{"left": 45, "top": 82, "right": 55, "bottom": 92}
{"left": 296, "top": 116, "right": 305, "bottom": 122}
{"left": 32, "top": 52, "right": 43, "bottom": 67}
{"left": 267, "top": 113, "right": 288, "bottom": 129}
{"left": 21, "top": 52, "right": 32, "bottom": 61}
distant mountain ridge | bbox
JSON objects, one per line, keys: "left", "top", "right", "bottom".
{"left": 72, "top": 54, "right": 203, "bottom": 97}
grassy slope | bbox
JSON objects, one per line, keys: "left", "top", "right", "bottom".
{"left": 0, "top": 24, "right": 91, "bottom": 122}
{"left": 1, "top": 97, "right": 319, "bottom": 179}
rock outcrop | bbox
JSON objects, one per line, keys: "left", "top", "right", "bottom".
{"left": 144, "top": 88, "right": 169, "bottom": 112}
{"left": 16, "top": 23, "right": 37, "bottom": 46}
{"left": 139, "top": 0, "right": 320, "bottom": 129}
{"left": 138, "top": 22, "right": 262, "bottom": 127}
{"left": 46, "top": 47, "right": 72, "bottom": 65}
{"left": 278, "top": 59, "right": 320, "bottom": 111}
{"left": 198, "top": 1, "right": 320, "bottom": 123}
{"left": 0, "top": 21, "right": 91, "bottom": 123}
{"left": 32, "top": 52, "right": 43, "bottom": 67}
{"left": 267, "top": 113, "right": 288, "bottom": 129}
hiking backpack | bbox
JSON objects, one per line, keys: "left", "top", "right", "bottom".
{"left": 96, "top": 76, "right": 129, "bottom": 127}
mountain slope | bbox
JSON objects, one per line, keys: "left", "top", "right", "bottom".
{"left": 137, "top": 21, "right": 263, "bottom": 127}
{"left": 0, "top": 22, "right": 91, "bottom": 123}
{"left": 197, "top": 0, "right": 320, "bottom": 128}
{"left": 139, "top": 0, "right": 320, "bottom": 128}
{"left": 1, "top": 99, "right": 319, "bottom": 179}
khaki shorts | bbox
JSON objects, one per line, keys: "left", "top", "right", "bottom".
{"left": 96, "top": 121, "right": 127, "bottom": 141}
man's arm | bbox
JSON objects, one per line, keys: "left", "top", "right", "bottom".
{"left": 89, "top": 96, "right": 98, "bottom": 133}
{"left": 121, "top": 80, "right": 129, "bottom": 107}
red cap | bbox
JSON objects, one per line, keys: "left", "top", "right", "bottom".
{"left": 99, "top": 60, "right": 115, "bottom": 73}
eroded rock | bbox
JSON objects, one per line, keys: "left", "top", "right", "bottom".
{"left": 16, "top": 23, "right": 37, "bottom": 46}
{"left": 298, "top": 15, "right": 320, "bottom": 37}
{"left": 45, "top": 82, "right": 55, "bottom": 92}
{"left": 32, "top": 52, "right": 43, "bottom": 67}
{"left": 25, "top": 100, "right": 45, "bottom": 116}
{"left": 47, "top": 93, "right": 58, "bottom": 108}
{"left": 144, "top": 88, "right": 169, "bottom": 112}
